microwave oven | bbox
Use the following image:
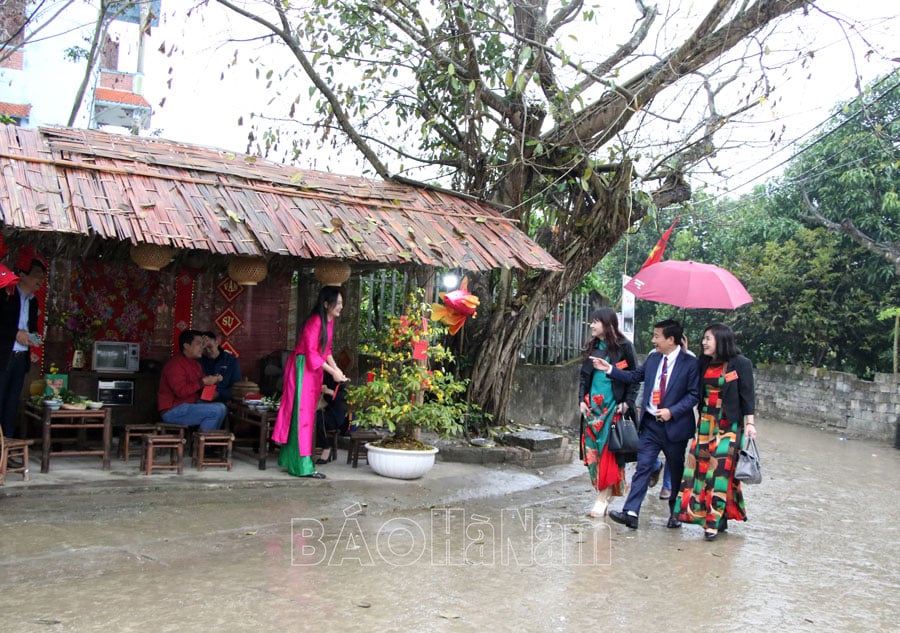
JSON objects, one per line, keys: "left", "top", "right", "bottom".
{"left": 92, "top": 341, "right": 140, "bottom": 373}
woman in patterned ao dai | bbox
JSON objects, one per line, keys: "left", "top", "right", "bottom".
{"left": 674, "top": 323, "right": 757, "bottom": 540}
{"left": 578, "top": 308, "right": 639, "bottom": 518}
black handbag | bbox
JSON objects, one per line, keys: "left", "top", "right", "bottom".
{"left": 735, "top": 436, "right": 762, "bottom": 484}
{"left": 608, "top": 411, "right": 639, "bottom": 453}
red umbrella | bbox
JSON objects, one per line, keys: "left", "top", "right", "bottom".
{"left": 624, "top": 260, "right": 752, "bottom": 309}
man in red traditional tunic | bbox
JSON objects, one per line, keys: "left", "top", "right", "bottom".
{"left": 158, "top": 329, "right": 227, "bottom": 430}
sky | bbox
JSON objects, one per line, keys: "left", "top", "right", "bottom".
{"left": 8, "top": 1, "right": 899, "bottom": 199}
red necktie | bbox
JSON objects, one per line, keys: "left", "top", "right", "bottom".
{"left": 659, "top": 356, "right": 668, "bottom": 404}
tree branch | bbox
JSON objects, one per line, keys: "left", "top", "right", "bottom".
{"left": 544, "top": 0, "right": 807, "bottom": 151}
{"left": 799, "top": 188, "right": 900, "bottom": 274}
{"left": 214, "top": 0, "right": 392, "bottom": 179}
{"left": 0, "top": 0, "right": 76, "bottom": 64}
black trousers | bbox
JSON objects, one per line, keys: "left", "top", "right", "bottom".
{"left": 0, "top": 351, "right": 30, "bottom": 437}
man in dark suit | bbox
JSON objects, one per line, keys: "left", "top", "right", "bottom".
{"left": 0, "top": 254, "right": 47, "bottom": 438}
{"left": 594, "top": 319, "right": 698, "bottom": 529}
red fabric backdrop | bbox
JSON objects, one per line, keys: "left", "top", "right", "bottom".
{"left": 66, "top": 260, "right": 162, "bottom": 352}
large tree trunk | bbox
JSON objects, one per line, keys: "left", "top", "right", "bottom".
{"left": 468, "top": 166, "right": 690, "bottom": 423}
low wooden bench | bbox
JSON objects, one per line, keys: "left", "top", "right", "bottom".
{"left": 347, "top": 430, "right": 383, "bottom": 468}
{"left": 1, "top": 436, "right": 35, "bottom": 484}
{"left": 119, "top": 424, "right": 161, "bottom": 462}
{"left": 192, "top": 430, "right": 234, "bottom": 471}
{"left": 141, "top": 435, "right": 185, "bottom": 475}
{"left": 120, "top": 423, "right": 189, "bottom": 462}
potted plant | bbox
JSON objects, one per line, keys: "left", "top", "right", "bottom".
{"left": 347, "top": 290, "right": 471, "bottom": 479}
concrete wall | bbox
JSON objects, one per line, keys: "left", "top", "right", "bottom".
{"left": 754, "top": 365, "right": 900, "bottom": 443}
{"left": 509, "top": 362, "right": 582, "bottom": 431}
{"left": 508, "top": 361, "right": 900, "bottom": 444}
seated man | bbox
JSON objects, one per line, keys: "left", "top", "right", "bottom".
{"left": 158, "top": 329, "right": 227, "bottom": 430}
{"left": 200, "top": 330, "right": 241, "bottom": 403}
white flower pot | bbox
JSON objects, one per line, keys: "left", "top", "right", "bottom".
{"left": 365, "top": 443, "right": 439, "bottom": 479}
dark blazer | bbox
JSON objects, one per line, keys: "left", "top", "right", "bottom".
{"left": 609, "top": 349, "right": 699, "bottom": 443}
{"left": 0, "top": 286, "right": 38, "bottom": 369}
{"left": 697, "top": 354, "right": 755, "bottom": 424}
{"left": 578, "top": 337, "right": 639, "bottom": 410}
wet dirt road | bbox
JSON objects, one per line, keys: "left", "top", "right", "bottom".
{"left": 1, "top": 419, "right": 898, "bottom": 633}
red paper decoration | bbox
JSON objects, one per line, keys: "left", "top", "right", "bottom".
{"left": 215, "top": 307, "right": 243, "bottom": 337}
{"left": 220, "top": 340, "right": 240, "bottom": 357}
{"left": 412, "top": 340, "right": 428, "bottom": 361}
{"left": 217, "top": 276, "right": 244, "bottom": 302}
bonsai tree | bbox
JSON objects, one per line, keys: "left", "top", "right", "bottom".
{"left": 347, "top": 290, "right": 470, "bottom": 450}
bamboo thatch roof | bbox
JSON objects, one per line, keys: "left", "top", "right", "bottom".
{"left": 0, "top": 125, "right": 562, "bottom": 272}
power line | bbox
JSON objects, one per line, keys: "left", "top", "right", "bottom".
{"left": 698, "top": 74, "right": 900, "bottom": 203}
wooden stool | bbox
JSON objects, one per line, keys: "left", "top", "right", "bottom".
{"left": 157, "top": 422, "right": 192, "bottom": 448}
{"left": 1, "top": 436, "right": 35, "bottom": 484}
{"left": 119, "top": 424, "right": 161, "bottom": 462}
{"left": 347, "top": 431, "right": 382, "bottom": 468}
{"left": 192, "top": 430, "right": 234, "bottom": 471}
{"left": 141, "top": 435, "right": 185, "bottom": 475}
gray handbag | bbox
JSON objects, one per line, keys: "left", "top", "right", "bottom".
{"left": 735, "top": 436, "right": 762, "bottom": 484}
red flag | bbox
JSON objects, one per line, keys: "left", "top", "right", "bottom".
{"left": 639, "top": 217, "right": 679, "bottom": 271}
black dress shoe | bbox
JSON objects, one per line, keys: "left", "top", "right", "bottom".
{"left": 609, "top": 509, "right": 638, "bottom": 529}
{"left": 666, "top": 516, "right": 682, "bottom": 529}
{"left": 704, "top": 530, "right": 718, "bottom": 541}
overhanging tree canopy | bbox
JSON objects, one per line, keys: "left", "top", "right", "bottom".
{"left": 211, "top": 0, "right": 861, "bottom": 422}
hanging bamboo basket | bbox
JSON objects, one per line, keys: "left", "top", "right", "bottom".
{"left": 314, "top": 261, "right": 351, "bottom": 286}
{"left": 130, "top": 243, "right": 174, "bottom": 271}
{"left": 228, "top": 255, "right": 268, "bottom": 286}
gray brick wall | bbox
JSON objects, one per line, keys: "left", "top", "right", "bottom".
{"left": 755, "top": 365, "right": 899, "bottom": 442}
{"left": 509, "top": 361, "right": 900, "bottom": 444}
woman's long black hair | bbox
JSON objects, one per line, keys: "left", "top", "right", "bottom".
{"left": 582, "top": 307, "right": 625, "bottom": 358}
{"left": 703, "top": 322, "right": 741, "bottom": 362}
{"left": 308, "top": 286, "right": 343, "bottom": 353}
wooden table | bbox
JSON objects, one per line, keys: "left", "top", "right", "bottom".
{"left": 228, "top": 403, "right": 275, "bottom": 470}
{"left": 23, "top": 403, "right": 112, "bottom": 474}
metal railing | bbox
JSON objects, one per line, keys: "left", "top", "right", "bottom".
{"left": 520, "top": 293, "right": 591, "bottom": 365}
